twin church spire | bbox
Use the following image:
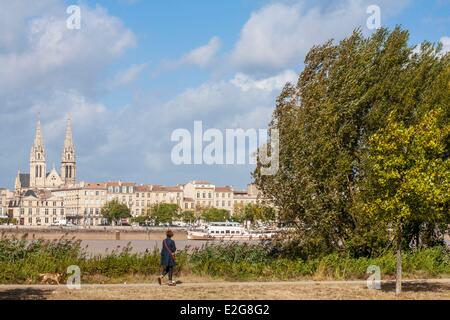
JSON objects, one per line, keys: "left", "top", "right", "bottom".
{"left": 29, "top": 115, "right": 76, "bottom": 188}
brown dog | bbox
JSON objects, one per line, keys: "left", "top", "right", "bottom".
{"left": 39, "top": 273, "right": 61, "bottom": 285}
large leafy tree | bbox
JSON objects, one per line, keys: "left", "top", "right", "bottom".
{"left": 147, "top": 203, "right": 179, "bottom": 225}
{"left": 101, "top": 200, "right": 131, "bottom": 225}
{"left": 233, "top": 203, "right": 276, "bottom": 224}
{"left": 361, "top": 109, "right": 450, "bottom": 294}
{"left": 253, "top": 26, "right": 450, "bottom": 261}
{"left": 201, "top": 208, "right": 231, "bottom": 222}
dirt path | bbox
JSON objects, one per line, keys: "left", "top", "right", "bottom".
{"left": 1, "top": 279, "right": 449, "bottom": 300}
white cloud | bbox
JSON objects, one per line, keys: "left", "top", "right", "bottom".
{"left": 230, "top": 70, "right": 297, "bottom": 92}
{"left": 156, "top": 36, "right": 222, "bottom": 74}
{"left": 109, "top": 63, "right": 148, "bottom": 88}
{"left": 231, "top": 0, "right": 409, "bottom": 73}
{"left": 0, "top": 3, "right": 136, "bottom": 99}
{"left": 440, "top": 36, "right": 450, "bottom": 54}
{"left": 181, "top": 36, "right": 222, "bottom": 68}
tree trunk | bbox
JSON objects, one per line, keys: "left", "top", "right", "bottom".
{"left": 395, "top": 225, "right": 402, "bottom": 295}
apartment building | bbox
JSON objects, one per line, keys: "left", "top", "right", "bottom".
{"left": 214, "top": 186, "right": 234, "bottom": 212}
{"left": 133, "top": 184, "right": 183, "bottom": 216}
{"left": 183, "top": 181, "right": 217, "bottom": 209}
{"left": 52, "top": 182, "right": 107, "bottom": 225}
{"left": 0, "top": 188, "right": 8, "bottom": 217}
{"left": 233, "top": 184, "right": 262, "bottom": 210}
{"left": 8, "top": 189, "right": 65, "bottom": 226}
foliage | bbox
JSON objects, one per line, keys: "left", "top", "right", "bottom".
{"left": 253, "top": 26, "right": 450, "bottom": 258}
{"left": 200, "top": 208, "right": 231, "bottom": 222}
{"left": 0, "top": 218, "right": 18, "bottom": 225}
{"left": 233, "top": 203, "right": 276, "bottom": 223}
{"left": 361, "top": 108, "right": 450, "bottom": 247}
{"left": 0, "top": 237, "right": 447, "bottom": 284}
{"left": 179, "top": 210, "right": 196, "bottom": 223}
{"left": 101, "top": 200, "right": 131, "bottom": 225}
{"left": 147, "top": 203, "right": 179, "bottom": 225}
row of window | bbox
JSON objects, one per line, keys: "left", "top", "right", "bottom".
{"left": 136, "top": 192, "right": 180, "bottom": 198}
{"left": 20, "top": 208, "right": 64, "bottom": 215}
{"left": 196, "top": 192, "right": 232, "bottom": 199}
{"left": 108, "top": 186, "right": 134, "bottom": 194}
{"left": 210, "top": 230, "right": 241, "bottom": 235}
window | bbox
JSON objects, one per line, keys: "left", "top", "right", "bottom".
{"left": 197, "top": 192, "right": 200, "bottom": 198}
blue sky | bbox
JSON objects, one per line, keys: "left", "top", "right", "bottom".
{"left": 0, "top": 0, "right": 449, "bottom": 190}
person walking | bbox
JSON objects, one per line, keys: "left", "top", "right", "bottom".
{"left": 158, "top": 229, "right": 177, "bottom": 286}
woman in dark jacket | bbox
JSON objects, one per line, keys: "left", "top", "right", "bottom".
{"left": 158, "top": 229, "right": 177, "bottom": 286}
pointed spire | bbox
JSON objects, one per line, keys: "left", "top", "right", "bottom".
{"left": 34, "top": 113, "right": 44, "bottom": 148}
{"left": 63, "top": 115, "right": 74, "bottom": 148}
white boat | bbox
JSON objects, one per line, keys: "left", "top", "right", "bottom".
{"left": 187, "top": 222, "right": 278, "bottom": 240}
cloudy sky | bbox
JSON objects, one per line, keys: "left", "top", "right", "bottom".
{"left": 0, "top": 0, "right": 449, "bottom": 189}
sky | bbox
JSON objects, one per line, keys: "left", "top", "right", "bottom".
{"left": 0, "top": 0, "right": 449, "bottom": 190}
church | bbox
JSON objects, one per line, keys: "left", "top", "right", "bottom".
{"left": 15, "top": 117, "right": 77, "bottom": 192}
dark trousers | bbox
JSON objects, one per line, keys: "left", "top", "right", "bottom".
{"left": 162, "top": 265, "right": 173, "bottom": 281}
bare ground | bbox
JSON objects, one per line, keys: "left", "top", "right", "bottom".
{"left": 0, "top": 279, "right": 449, "bottom": 300}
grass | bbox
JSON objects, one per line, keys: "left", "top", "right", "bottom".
{"left": 0, "top": 235, "right": 448, "bottom": 284}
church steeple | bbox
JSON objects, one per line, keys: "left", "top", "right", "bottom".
{"left": 61, "top": 116, "right": 76, "bottom": 186}
{"left": 30, "top": 115, "right": 47, "bottom": 188}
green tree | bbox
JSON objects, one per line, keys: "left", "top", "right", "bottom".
{"left": 148, "top": 203, "right": 179, "bottom": 225}
{"left": 361, "top": 109, "right": 450, "bottom": 294}
{"left": 180, "top": 210, "right": 196, "bottom": 223}
{"left": 201, "top": 208, "right": 231, "bottom": 222}
{"left": 253, "top": 26, "right": 450, "bottom": 260}
{"left": 233, "top": 203, "right": 276, "bottom": 224}
{"left": 101, "top": 200, "right": 131, "bottom": 225}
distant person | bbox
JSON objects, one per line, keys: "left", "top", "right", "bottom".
{"left": 158, "top": 229, "right": 177, "bottom": 286}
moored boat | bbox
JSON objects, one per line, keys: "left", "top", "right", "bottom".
{"left": 187, "top": 222, "right": 278, "bottom": 240}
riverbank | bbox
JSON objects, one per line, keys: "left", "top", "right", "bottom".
{"left": 0, "top": 225, "right": 188, "bottom": 240}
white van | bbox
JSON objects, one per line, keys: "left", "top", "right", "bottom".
{"left": 52, "top": 219, "right": 68, "bottom": 226}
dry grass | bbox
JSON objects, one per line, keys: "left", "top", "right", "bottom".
{"left": 0, "top": 280, "right": 448, "bottom": 300}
